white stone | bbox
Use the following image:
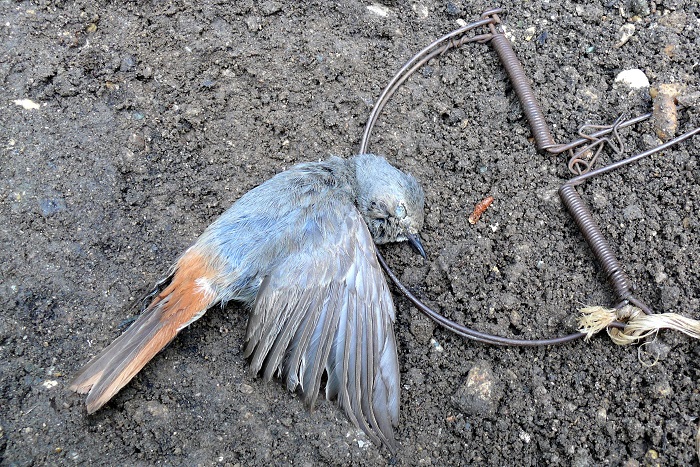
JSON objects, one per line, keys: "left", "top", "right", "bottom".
{"left": 13, "top": 99, "right": 41, "bottom": 110}
{"left": 412, "top": 3, "right": 429, "bottom": 19}
{"left": 366, "top": 4, "right": 390, "bottom": 17}
{"left": 42, "top": 380, "right": 58, "bottom": 389}
{"left": 614, "top": 69, "right": 649, "bottom": 89}
{"left": 524, "top": 26, "right": 536, "bottom": 41}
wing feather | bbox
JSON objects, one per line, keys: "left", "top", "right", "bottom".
{"left": 244, "top": 207, "right": 400, "bottom": 452}
{"left": 300, "top": 283, "right": 342, "bottom": 406}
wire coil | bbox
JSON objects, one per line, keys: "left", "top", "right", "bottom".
{"left": 361, "top": 8, "right": 700, "bottom": 346}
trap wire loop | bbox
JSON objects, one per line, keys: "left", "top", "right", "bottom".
{"left": 361, "top": 7, "right": 700, "bottom": 347}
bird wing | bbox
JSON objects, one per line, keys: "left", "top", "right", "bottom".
{"left": 243, "top": 205, "right": 400, "bottom": 452}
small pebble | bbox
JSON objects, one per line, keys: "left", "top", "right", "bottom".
{"left": 410, "top": 315, "right": 435, "bottom": 343}
{"left": 630, "top": 0, "right": 650, "bottom": 17}
{"left": 509, "top": 309, "right": 522, "bottom": 326}
{"left": 412, "top": 3, "right": 429, "bottom": 18}
{"left": 13, "top": 99, "right": 41, "bottom": 110}
{"left": 627, "top": 419, "right": 644, "bottom": 441}
{"left": 430, "top": 337, "right": 443, "bottom": 353}
{"left": 128, "top": 132, "right": 146, "bottom": 150}
{"left": 622, "top": 204, "right": 643, "bottom": 221}
{"left": 614, "top": 69, "right": 649, "bottom": 89}
{"left": 651, "top": 380, "right": 672, "bottom": 398}
{"left": 446, "top": 2, "right": 461, "bottom": 16}
{"left": 677, "top": 91, "right": 700, "bottom": 108}
{"left": 120, "top": 55, "right": 137, "bottom": 72}
{"left": 596, "top": 407, "right": 608, "bottom": 423}
{"left": 244, "top": 16, "right": 260, "bottom": 31}
{"left": 519, "top": 430, "right": 531, "bottom": 443}
{"left": 259, "top": 1, "right": 282, "bottom": 16}
{"left": 42, "top": 380, "right": 58, "bottom": 389}
{"left": 138, "top": 66, "right": 153, "bottom": 79}
{"left": 654, "top": 270, "right": 668, "bottom": 284}
{"left": 644, "top": 449, "right": 661, "bottom": 467}
{"left": 572, "top": 449, "right": 594, "bottom": 467}
{"left": 591, "top": 191, "right": 608, "bottom": 209}
{"left": 451, "top": 363, "right": 501, "bottom": 416}
{"left": 660, "top": 285, "right": 681, "bottom": 307}
{"left": 614, "top": 24, "right": 635, "bottom": 48}
{"left": 145, "top": 400, "right": 169, "bottom": 417}
{"left": 367, "top": 4, "right": 390, "bottom": 17}
{"left": 523, "top": 27, "right": 536, "bottom": 41}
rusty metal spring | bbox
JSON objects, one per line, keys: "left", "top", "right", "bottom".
{"left": 559, "top": 126, "right": 700, "bottom": 315}
{"left": 488, "top": 33, "right": 557, "bottom": 151}
{"left": 487, "top": 23, "right": 658, "bottom": 179}
{"left": 558, "top": 184, "right": 635, "bottom": 301}
{"left": 362, "top": 9, "right": 589, "bottom": 346}
{"left": 362, "top": 7, "right": 700, "bottom": 346}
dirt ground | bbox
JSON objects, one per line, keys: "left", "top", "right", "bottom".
{"left": 2, "top": 0, "right": 700, "bottom": 465}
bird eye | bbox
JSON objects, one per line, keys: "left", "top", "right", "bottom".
{"left": 395, "top": 203, "right": 407, "bottom": 219}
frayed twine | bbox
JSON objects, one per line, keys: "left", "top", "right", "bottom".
{"left": 578, "top": 305, "right": 700, "bottom": 345}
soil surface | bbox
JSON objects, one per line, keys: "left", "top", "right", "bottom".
{"left": 2, "top": 0, "right": 700, "bottom": 465}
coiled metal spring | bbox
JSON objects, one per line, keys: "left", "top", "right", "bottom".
{"left": 558, "top": 184, "right": 634, "bottom": 302}
{"left": 362, "top": 7, "right": 700, "bottom": 346}
{"left": 489, "top": 33, "right": 556, "bottom": 151}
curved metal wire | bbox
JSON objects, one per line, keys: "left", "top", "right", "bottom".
{"left": 376, "top": 253, "right": 587, "bottom": 346}
{"left": 360, "top": 8, "right": 700, "bottom": 347}
{"left": 359, "top": 10, "right": 501, "bottom": 154}
{"left": 567, "top": 115, "right": 627, "bottom": 175}
{"left": 361, "top": 9, "right": 590, "bottom": 346}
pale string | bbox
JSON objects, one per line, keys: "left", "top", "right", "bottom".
{"left": 578, "top": 305, "right": 700, "bottom": 345}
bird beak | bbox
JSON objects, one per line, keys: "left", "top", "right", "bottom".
{"left": 406, "top": 233, "right": 427, "bottom": 259}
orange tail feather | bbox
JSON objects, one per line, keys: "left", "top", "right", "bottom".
{"left": 69, "top": 249, "right": 218, "bottom": 413}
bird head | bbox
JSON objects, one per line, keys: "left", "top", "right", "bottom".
{"left": 353, "top": 154, "right": 426, "bottom": 257}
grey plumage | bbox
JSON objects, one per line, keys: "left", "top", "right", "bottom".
{"left": 69, "top": 153, "right": 425, "bottom": 453}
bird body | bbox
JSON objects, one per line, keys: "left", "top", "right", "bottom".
{"left": 69, "top": 154, "right": 425, "bottom": 452}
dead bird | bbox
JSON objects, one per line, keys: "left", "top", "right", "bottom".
{"left": 69, "top": 154, "right": 425, "bottom": 453}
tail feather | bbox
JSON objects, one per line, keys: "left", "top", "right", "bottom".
{"left": 69, "top": 249, "right": 218, "bottom": 413}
